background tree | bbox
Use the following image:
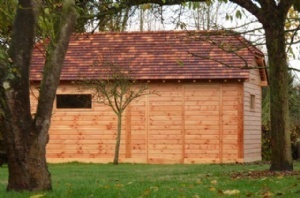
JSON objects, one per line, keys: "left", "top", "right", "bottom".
{"left": 0, "top": 0, "right": 16, "bottom": 165}
{"left": 78, "top": 63, "right": 152, "bottom": 165}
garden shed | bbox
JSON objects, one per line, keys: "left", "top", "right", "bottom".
{"left": 30, "top": 31, "right": 268, "bottom": 164}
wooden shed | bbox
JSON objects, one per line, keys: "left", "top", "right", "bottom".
{"left": 30, "top": 31, "right": 268, "bottom": 164}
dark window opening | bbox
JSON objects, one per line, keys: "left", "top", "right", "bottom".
{"left": 56, "top": 94, "right": 92, "bottom": 109}
{"left": 250, "top": 94, "right": 255, "bottom": 110}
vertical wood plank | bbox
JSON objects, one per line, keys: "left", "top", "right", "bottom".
{"left": 237, "top": 83, "right": 244, "bottom": 159}
{"left": 125, "top": 104, "right": 131, "bottom": 158}
{"left": 219, "top": 84, "right": 223, "bottom": 163}
{"left": 181, "top": 85, "right": 185, "bottom": 163}
{"left": 146, "top": 93, "right": 149, "bottom": 163}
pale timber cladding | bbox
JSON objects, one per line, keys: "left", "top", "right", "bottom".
{"left": 30, "top": 31, "right": 268, "bottom": 164}
{"left": 30, "top": 82, "right": 244, "bottom": 163}
{"left": 243, "top": 69, "right": 263, "bottom": 162}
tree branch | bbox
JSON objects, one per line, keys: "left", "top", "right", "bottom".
{"left": 229, "top": 0, "right": 263, "bottom": 23}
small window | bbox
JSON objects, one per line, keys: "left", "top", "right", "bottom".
{"left": 250, "top": 94, "right": 255, "bottom": 110}
{"left": 56, "top": 94, "right": 92, "bottom": 109}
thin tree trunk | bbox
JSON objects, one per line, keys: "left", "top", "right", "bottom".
{"left": 140, "top": 7, "right": 144, "bottom": 31}
{"left": 121, "top": 7, "right": 130, "bottom": 31}
{"left": 265, "top": 24, "right": 293, "bottom": 171}
{"left": 114, "top": 113, "right": 122, "bottom": 165}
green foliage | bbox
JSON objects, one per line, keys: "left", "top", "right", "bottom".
{"left": 225, "top": 13, "right": 233, "bottom": 21}
{"left": 262, "top": 73, "right": 300, "bottom": 160}
{"left": 291, "top": 124, "right": 300, "bottom": 159}
{"left": 262, "top": 124, "right": 271, "bottom": 161}
{"left": 262, "top": 123, "right": 300, "bottom": 161}
{"left": 37, "top": 0, "right": 64, "bottom": 42}
{"left": 235, "top": 10, "right": 242, "bottom": 19}
{"left": 0, "top": 0, "right": 17, "bottom": 40}
{"left": 0, "top": 107, "right": 6, "bottom": 166}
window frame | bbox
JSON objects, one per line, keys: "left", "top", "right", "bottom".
{"left": 55, "top": 93, "right": 93, "bottom": 111}
{"left": 250, "top": 94, "right": 256, "bottom": 111}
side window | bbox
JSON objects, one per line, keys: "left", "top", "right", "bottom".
{"left": 250, "top": 94, "right": 255, "bottom": 110}
{"left": 56, "top": 94, "right": 92, "bottom": 109}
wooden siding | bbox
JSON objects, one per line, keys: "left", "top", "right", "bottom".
{"left": 30, "top": 81, "right": 246, "bottom": 164}
{"left": 243, "top": 68, "right": 262, "bottom": 162}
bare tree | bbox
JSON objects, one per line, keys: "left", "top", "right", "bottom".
{"left": 78, "top": 63, "right": 154, "bottom": 165}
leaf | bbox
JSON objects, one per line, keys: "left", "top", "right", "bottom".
{"left": 30, "top": 194, "right": 46, "bottom": 198}
{"left": 112, "top": 2, "right": 119, "bottom": 9}
{"left": 225, "top": 13, "right": 233, "bottom": 21}
{"left": 210, "top": 180, "right": 218, "bottom": 184}
{"left": 225, "top": 13, "right": 230, "bottom": 21}
{"left": 262, "top": 191, "right": 273, "bottom": 198}
{"left": 223, "top": 189, "right": 240, "bottom": 195}
{"left": 195, "top": 179, "right": 202, "bottom": 184}
{"left": 115, "top": 184, "right": 124, "bottom": 188}
{"left": 150, "top": 186, "right": 159, "bottom": 191}
{"left": 210, "top": 187, "right": 216, "bottom": 191}
{"left": 235, "top": 10, "right": 242, "bottom": 19}
{"left": 176, "top": 59, "right": 185, "bottom": 66}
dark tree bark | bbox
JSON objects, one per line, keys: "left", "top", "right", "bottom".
{"left": 263, "top": 5, "right": 293, "bottom": 172}
{"left": 230, "top": 0, "right": 294, "bottom": 171}
{"left": 0, "top": 0, "right": 78, "bottom": 191}
{"left": 1, "top": 0, "right": 51, "bottom": 191}
{"left": 266, "top": 26, "right": 293, "bottom": 171}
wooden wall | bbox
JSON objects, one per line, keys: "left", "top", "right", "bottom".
{"left": 30, "top": 81, "right": 253, "bottom": 164}
{"left": 243, "top": 69, "right": 263, "bottom": 162}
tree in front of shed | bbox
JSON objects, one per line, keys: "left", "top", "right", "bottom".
{"left": 228, "top": 0, "right": 299, "bottom": 171}
{"left": 0, "top": 0, "right": 78, "bottom": 191}
{"left": 78, "top": 63, "right": 152, "bottom": 165}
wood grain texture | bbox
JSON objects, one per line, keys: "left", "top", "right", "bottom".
{"left": 30, "top": 80, "right": 262, "bottom": 164}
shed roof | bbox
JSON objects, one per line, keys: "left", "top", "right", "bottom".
{"left": 30, "top": 30, "right": 267, "bottom": 82}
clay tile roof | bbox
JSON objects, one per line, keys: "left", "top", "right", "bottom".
{"left": 30, "top": 30, "right": 267, "bottom": 81}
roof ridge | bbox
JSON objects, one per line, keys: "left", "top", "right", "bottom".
{"left": 73, "top": 29, "right": 235, "bottom": 36}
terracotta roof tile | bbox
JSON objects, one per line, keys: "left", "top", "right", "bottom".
{"left": 30, "top": 30, "right": 266, "bottom": 81}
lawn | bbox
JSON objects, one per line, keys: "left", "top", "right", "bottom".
{"left": 0, "top": 162, "right": 300, "bottom": 198}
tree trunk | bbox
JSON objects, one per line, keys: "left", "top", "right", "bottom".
{"left": 0, "top": 0, "right": 51, "bottom": 191}
{"left": 114, "top": 113, "right": 122, "bottom": 165}
{"left": 1, "top": 0, "right": 77, "bottom": 191}
{"left": 264, "top": 23, "right": 293, "bottom": 171}
{"left": 229, "top": 0, "right": 294, "bottom": 172}
{"left": 4, "top": 122, "right": 51, "bottom": 191}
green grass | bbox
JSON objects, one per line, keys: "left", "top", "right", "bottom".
{"left": 0, "top": 162, "right": 300, "bottom": 197}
